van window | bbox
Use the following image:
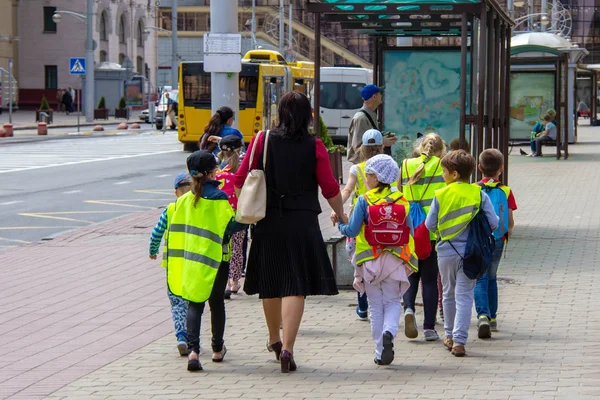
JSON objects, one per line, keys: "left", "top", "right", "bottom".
{"left": 320, "top": 82, "right": 366, "bottom": 110}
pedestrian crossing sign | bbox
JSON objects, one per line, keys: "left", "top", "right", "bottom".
{"left": 69, "top": 58, "right": 86, "bottom": 75}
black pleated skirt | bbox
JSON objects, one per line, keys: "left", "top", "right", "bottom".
{"left": 243, "top": 209, "right": 339, "bottom": 299}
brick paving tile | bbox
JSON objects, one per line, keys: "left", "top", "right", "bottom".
{"left": 3, "top": 129, "right": 600, "bottom": 399}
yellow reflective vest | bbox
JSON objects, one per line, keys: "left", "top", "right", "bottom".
{"left": 166, "top": 190, "right": 235, "bottom": 303}
{"left": 161, "top": 202, "right": 177, "bottom": 268}
{"left": 354, "top": 187, "right": 418, "bottom": 272}
{"left": 434, "top": 182, "right": 481, "bottom": 241}
{"left": 401, "top": 155, "right": 446, "bottom": 240}
{"left": 352, "top": 161, "right": 369, "bottom": 206}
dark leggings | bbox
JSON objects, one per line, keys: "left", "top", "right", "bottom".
{"left": 402, "top": 242, "right": 439, "bottom": 330}
{"left": 187, "top": 261, "right": 230, "bottom": 354}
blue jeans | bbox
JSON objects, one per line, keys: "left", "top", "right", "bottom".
{"left": 358, "top": 291, "right": 369, "bottom": 312}
{"left": 474, "top": 239, "right": 505, "bottom": 320}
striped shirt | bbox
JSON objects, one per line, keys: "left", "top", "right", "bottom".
{"left": 149, "top": 208, "right": 169, "bottom": 256}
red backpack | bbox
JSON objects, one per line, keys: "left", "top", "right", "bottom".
{"left": 364, "top": 196, "right": 410, "bottom": 247}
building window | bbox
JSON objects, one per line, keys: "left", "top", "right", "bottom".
{"left": 43, "top": 6, "right": 57, "bottom": 33}
{"left": 119, "top": 53, "right": 126, "bottom": 65}
{"left": 137, "top": 56, "right": 143, "bottom": 74}
{"left": 119, "top": 15, "right": 126, "bottom": 44}
{"left": 100, "top": 12, "right": 108, "bottom": 41}
{"left": 100, "top": 50, "right": 107, "bottom": 62}
{"left": 137, "top": 20, "right": 144, "bottom": 47}
{"left": 44, "top": 66, "right": 58, "bottom": 89}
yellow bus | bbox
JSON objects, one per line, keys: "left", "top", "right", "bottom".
{"left": 178, "top": 50, "right": 314, "bottom": 150}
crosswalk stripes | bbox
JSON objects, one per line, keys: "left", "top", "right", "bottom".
{"left": 0, "top": 134, "right": 185, "bottom": 173}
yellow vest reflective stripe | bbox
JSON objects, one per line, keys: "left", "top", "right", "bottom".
{"left": 352, "top": 162, "right": 368, "bottom": 206}
{"left": 354, "top": 187, "right": 418, "bottom": 272}
{"left": 401, "top": 155, "right": 445, "bottom": 212}
{"left": 161, "top": 202, "right": 177, "bottom": 268}
{"left": 402, "top": 155, "right": 445, "bottom": 240}
{"left": 435, "top": 182, "right": 481, "bottom": 241}
{"left": 167, "top": 190, "right": 235, "bottom": 303}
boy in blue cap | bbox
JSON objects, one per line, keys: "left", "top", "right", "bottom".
{"left": 149, "top": 172, "right": 192, "bottom": 356}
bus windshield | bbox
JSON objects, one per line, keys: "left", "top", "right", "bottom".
{"left": 181, "top": 63, "right": 259, "bottom": 109}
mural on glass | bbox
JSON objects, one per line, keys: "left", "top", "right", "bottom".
{"left": 382, "top": 50, "right": 466, "bottom": 165}
{"left": 509, "top": 72, "right": 555, "bottom": 140}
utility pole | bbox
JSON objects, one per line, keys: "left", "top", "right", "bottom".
{"left": 210, "top": 0, "right": 239, "bottom": 128}
{"left": 288, "top": 0, "right": 293, "bottom": 56}
{"left": 171, "top": 0, "right": 178, "bottom": 88}
{"left": 85, "top": 0, "right": 94, "bottom": 122}
{"left": 251, "top": 0, "right": 257, "bottom": 49}
{"left": 279, "top": 0, "right": 285, "bottom": 53}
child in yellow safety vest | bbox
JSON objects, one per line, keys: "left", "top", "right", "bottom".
{"left": 335, "top": 129, "right": 385, "bottom": 321}
{"left": 166, "top": 150, "right": 247, "bottom": 372}
{"left": 149, "top": 172, "right": 192, "bottom": 357}
{"left": 424, "top": 150, "right": 498, "bottom": 357}
{"left": 337, "top": 154, "right": 416, "bottom": 366}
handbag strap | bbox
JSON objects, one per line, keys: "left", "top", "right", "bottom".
{"left": 247, "top": 131, "right": 260, "bottom": 170}
{"left": 262, "top": 130, "right": 270, "bottom": 169}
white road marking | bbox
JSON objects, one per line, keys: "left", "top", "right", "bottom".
{"left": 156, "top": 174, "right": 170, "bottom": 178}
{"left": 114, "top": 181, "right": 132, "bottom": 185}
{"left": 63, "top": 190, "right": 82, "bottom": 194}
{"left": 0, "top": 201, "right": 23, "bottom": 206}
{"left": 0, "top": 149, "right": 181, "bottom": 174}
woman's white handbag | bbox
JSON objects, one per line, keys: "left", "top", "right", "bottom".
{"left": 235, "top": 131, "right": 270, "bottom": 224}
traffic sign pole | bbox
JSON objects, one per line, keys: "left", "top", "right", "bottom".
{"left": 8, "top": 59, "right": 12, "bottom": 124}
{"left": 210, "top": 0, "right": 239, "bottom": 129}
{"left": 85, "top": 0, "right": 94, "bottom": 123}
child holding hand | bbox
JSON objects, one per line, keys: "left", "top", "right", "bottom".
{"left": 337, "top": 154, "right": 417, "bottom": 365}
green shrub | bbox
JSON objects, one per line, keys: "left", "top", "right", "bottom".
{"left": 40, "top": 96, "right": 50, "bottom": 111}
{"left": 118, "top": 96, "right": 127, "bottom": 109}
{"left": 311, "top": 115, "right": 334, "bottom": 149}
{"left": 97, "top": 96, "right": 106, "bottom": 109}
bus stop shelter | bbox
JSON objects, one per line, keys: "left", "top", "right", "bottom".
{"left": 306, "top": 0, "right": 514, "bottom": 181}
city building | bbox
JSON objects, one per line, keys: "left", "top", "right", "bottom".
{"left": 0, "top": 0, "right": 18, "bottom": 76}
{"left": 16, "top": 0, "right": 158, "bottom": 110}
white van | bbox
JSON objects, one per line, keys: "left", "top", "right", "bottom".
{"left": 318, "top": 67, "right": 373, "bottom": 142}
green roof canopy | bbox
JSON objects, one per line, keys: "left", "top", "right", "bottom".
{"left": 307, "top": 0, "right": 512, "bottom": 36}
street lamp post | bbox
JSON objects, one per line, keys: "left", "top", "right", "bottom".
{"left": 52, "top": 1, "right": 94, "bottom": 123}
{"left": 171, "top": 1, "right": 178, "bottom": 89}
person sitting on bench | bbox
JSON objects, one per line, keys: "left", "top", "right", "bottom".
{"left": 532, "top": 114, "right": 556, "bottom": 158}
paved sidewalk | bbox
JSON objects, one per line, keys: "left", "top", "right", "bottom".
{"left": 2, "top": 127, "right": 600, "bottom": 399}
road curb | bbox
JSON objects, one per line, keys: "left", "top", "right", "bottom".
{"left": 10, "top": 119, "right": 144, "bottom": 131}
{"left": 0, "top": 129, "right": 167, "bottom": 145}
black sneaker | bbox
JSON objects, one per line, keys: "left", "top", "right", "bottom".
{"left": 477, "top": 316, "right": 492, "bottom": 339}
{"left": 380, "top": 331, "right": 395, "bottom": 365}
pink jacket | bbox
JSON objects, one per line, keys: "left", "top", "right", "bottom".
{"left": 353, "top": 252, "right": 413, "bottom": 295}
{"left": 216, "top": 167, "right": 238, "bottom": 210}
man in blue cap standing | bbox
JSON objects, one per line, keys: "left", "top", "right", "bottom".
{"left": 347, "top": 84, "right": 397, "bottom": 164}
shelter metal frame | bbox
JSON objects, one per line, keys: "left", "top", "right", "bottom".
{"left": 306, "top": 0, "right": 514, "bottom": 182}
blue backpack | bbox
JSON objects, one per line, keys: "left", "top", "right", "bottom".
{"left": 461, "top": 199, "right": 496, "bottom": 280}
{"left": 477, "top": 182, "right": 509, "bottom": 240}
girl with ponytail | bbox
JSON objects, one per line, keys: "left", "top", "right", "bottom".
{"left": 400, "top": 133, "right": 447, "bottom": 342}
{"left": 199, "top": 106, "right": 244, "bottom": 154}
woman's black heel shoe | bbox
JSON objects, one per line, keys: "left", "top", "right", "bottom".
{"left": 280, "top": 350, "right": 297, "bottom": 373}
{"left": 267, "top": 340, "right": 282, "bottom": 361}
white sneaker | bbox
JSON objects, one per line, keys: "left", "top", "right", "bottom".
{"left": 404, "top": 309, "right": 418, "bottom": 339}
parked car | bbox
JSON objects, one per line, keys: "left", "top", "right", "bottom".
{"left": 138, "top": 109, "right": 149, "bottom": 122}
{"left": 316, "top": 67, "right": 373, "bottom": 144}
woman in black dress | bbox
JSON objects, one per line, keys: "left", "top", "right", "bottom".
{"left": 234, "top": 92, "right": 346, "bottom": 373}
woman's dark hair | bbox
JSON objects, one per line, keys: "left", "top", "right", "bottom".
{"left": 204, "top": 106, "right": 234, "bottom": 139}
{"left": 276, "top": 91, "right": 312, "bottom": 139}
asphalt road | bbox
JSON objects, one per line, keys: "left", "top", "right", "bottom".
{"left": 0, "top": 133, "right": 189, "bottom": 246}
